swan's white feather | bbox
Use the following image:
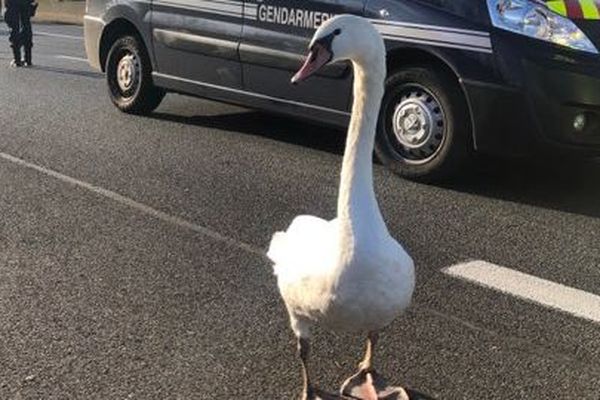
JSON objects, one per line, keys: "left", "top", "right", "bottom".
{"left": 268, "top": 215, "right": 415, "bottom": 338}
{"left": 268, "top": 215, "right": 341, "bottom": 337}
{"left": 268, "top": 215, "right": 338, "bottom": 280}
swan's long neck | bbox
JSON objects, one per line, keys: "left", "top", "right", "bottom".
{"left": 338, "top": 60, "right": 387, "bottom": 240}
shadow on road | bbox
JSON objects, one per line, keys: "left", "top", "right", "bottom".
{"left": 439, "top": 156, "right": 600, "bottom": 219}
{"left": 29, "top": 64, "right": 103, "bottom": 79}
{"left": 407, "top": 388, "right": 438, "bottom": 400}
{"left": 150, "top": 110, "right": 346, "bottom": 156}
{"left": 149, "top": 109, "right": 600, "bottom": 219}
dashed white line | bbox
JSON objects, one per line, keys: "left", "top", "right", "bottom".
{"left": 36, "top": 31, "right": 83, "bottom": 41}
{"left": 444, "top": 260, "right": 600, "bottom": 324}
{"left": 54, "top": 55, "right": 89, "bottom": 63}
{"left": 0, "top": 151, "right": 265, "bottom": 258}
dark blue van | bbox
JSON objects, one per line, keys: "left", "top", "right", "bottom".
{"left": 84, "top": 0, "right": 600, "bottom": 179}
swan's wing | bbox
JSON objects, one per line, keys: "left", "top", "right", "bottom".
{"left": 268, "top": 215, "right": 338, "bottom": 282}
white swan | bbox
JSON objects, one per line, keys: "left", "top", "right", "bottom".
{"left": 267, "top": 15, "right": 415, "bottom": 400}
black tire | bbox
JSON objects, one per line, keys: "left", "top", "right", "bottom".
{"left": 105, "top": 35, "right": 165, "bottom": 115}
{"left": 375, "top": 65, "right": 472, "bottom": 181}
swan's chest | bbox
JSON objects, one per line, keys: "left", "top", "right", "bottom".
{"left": 321, "top": 252, "right": 414, "bottom": 333}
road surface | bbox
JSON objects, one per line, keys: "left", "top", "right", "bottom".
{"left": 0, "top": 24, "right": 599, "bottom": 399}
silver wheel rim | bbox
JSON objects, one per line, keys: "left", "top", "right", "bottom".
{"left": 390, "top": 86, "right": 445, "bottom": 164}
{"left": 116, "top": 53, "right": 140, "bottom": 93}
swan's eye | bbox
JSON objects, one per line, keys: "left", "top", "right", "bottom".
{"left": 333, "top": 29, "right": 342, "bottom": 36}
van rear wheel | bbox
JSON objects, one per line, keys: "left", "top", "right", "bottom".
{"left": 375, "top": 65, "right": 471, "bottom": 181}
{"left": 105, "top": 35, "right": 165, "bottom": 114}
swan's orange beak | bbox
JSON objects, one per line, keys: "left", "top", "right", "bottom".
{"left": 291, "top": 42, "right": 332, "bottom": 84}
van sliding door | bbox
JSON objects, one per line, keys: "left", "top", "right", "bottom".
{"left": 151, "top": 0, "right": 244, "bottom": 88}
{"left": 240, "top": 0, "right": 366, "bottom": 112}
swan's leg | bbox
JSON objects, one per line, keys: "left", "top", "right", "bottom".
{"left": 340, "top": 332, "right": 409, "bottom": 400}
{"left": 299, "top": 337, "right": 314, "bottom": 400}
{"left": 358, "top": 331, "right": 376, "bottom": 371}
{"left": 297, "top": 337, "right": 343, "bottom": 400}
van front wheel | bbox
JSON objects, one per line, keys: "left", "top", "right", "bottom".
{"left": 105, "top": 35, "right": 165, "bottom": 114}
{"left": 375, "top": 65, "right": 472, "bottom": 181}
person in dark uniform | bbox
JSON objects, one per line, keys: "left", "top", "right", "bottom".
{"left": 4, "top": 0, "right": 37, "bottom": 67}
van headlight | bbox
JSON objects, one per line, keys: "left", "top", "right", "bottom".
{"left": 487, "top": 0, "right": 598, "bottom": 54}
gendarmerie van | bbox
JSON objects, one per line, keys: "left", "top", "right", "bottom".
{"left": 84, "top": 0, "right": 600, "bottom": 179}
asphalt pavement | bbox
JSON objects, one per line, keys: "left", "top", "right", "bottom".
{"left": 0, "top": 24, "right": 599, "bottom": 400}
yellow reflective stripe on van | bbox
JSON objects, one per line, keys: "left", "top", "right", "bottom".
{"left": 580, "top": 0, "right": 600, "bottom": 19}
{"left": 545, "top": 0, "right": 600, "bottom": 19}
{"left": 546, "top": 0, "right": 568, "bottom": 16}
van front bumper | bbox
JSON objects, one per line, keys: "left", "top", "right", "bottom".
{"left": 84, "top": 15, "right": 105, "bottom": 71}
{"left": 522, "top": 59, "right": 600, "bottom": 152}
{"left": 464, "top": 32, "right": 600, "bottom": 157}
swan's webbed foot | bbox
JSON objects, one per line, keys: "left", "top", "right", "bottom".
{"left": 340, "top": 369, "right": 409, "bottom": 400}
{"left": 340, "top": 332, "right": 409, "bottom": 400}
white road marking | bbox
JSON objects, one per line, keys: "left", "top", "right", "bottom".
{"left": 36, "top": 31, "right": 83, "bottom": 41}
{"left": 54, "top": 55, "right": 89, "bottom": 63}
{"left": 444, "top": 260, "right": 600, "bottom": 323}
{"left": 0, "top": 151, "right": 265, "bottom": 258}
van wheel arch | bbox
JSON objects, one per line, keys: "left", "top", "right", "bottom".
{"left": 99, "top": 19, "right": 147, "bottom": 73}
{"left": 386, "top": 48, "right": 463, "bottom": 86}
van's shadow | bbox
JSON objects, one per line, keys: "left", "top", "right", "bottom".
{"left": 149, "top": 110, "right": 600, "bottom": 219}
{"left": 0, "top": 57, "right": 102, "bottom": 79}
{"left": 30, "top": 64, "right": 103, "bottom": 79}
{"left": 406, "top": 388, "right": 438, "bottom": 400}
{"left": 440, "top": 155, "right": 600, "bottom": 219}
{"left": 149, "top": 110, "right": 346, "bottom": 156}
